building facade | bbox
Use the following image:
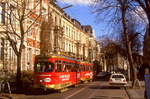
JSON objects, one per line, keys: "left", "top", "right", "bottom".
{"left": 0, "top": 0, "right": 101, "bottom": 71}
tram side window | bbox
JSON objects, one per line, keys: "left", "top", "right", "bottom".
{"left": 64, "top": 64, "right": 70, "bottom": 72}
{"left": 86, "top": 65, "right": 90, "bottom": 71}
{"left": 89, "top": 65, "right": 92, "bottom": 71}
{"left": 77, "top": 64, "right": 80, "bottom": 72}
{"left": 62, "top": 62, "right": 76, "bottom": 72}
{"left": 91, "top": 65, "right": 93, "bottom": 71}
{"left": 56, "top": 63, "right": 62, "bottom": 72}
{"left": 71, "top": 63, "right": 76, "bottom": 72}
{"left": 62, "top": 64, "right": 65, "bottom": 72}
{"left": 75, "top": 64, "right": 79, "bottom": 72}
{"left": 82, "top": 65, "right": 85, "bottom": 71}
{"left": 88, "top": 66, "right": 90, "bottom": 71}
{"left": 69, "top": 63, "right": 74, "bottom": 72}
{"left": 68, "top": 63, "right": 75, "bottom": 72}
{"left": 84, "top": 65, "right": 86, "bottom": 71}
{"left": 79, "top": 65, "right": 82, "bottom": 72}
{"left": 79, "top": 65, "right": 82, "bottom": 71}
{"left": 62, "top": 62, "right": 69, "bottom": 72}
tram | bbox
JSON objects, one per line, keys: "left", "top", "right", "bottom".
{"left": 33, "top": 54, "right": 93, "bottom": 90}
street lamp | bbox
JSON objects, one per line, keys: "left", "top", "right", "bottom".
{"left": 61, "top": 5, "right": 73, "bottom": 10}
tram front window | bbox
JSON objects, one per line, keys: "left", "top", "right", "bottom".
{"left": 35, "top": 62, "right": 54, "bottom": 72}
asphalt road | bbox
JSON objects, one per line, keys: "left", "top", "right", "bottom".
{"left": 6, "top": 81, "right": 129, "bottom": 99}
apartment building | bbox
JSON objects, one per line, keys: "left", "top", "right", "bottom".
{"left": 0, "top": 0, "right": 101, "bottom": 71}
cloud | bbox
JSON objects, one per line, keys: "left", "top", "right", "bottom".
{"left": 59, "top": 0, "right": 95, "bottom": 5}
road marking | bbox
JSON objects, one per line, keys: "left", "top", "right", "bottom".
{"left": 64, "top": 87, "right": 86, "bottom": 99}
{"left": 124, "top": 87, "right": 131, "bottom": 99}
{"left": 65, "top": 83, "right": 95, "bottom": 99}
{"left": 88, "top": 90, "right": 97, "bottom": 99}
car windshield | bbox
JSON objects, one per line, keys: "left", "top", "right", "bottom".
{"left": 112, "top": 75, "right": 124, "bottom": 78}
{"left": 35, "top": 62, "right": 54, "bottom": 72}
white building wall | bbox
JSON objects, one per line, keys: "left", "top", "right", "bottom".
{"left": 0, "top": 0, "right": 100, "bottom": 71}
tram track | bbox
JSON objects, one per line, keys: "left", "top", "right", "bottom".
{"left": 64, "top": 82, "right": 95, "bottom": 99}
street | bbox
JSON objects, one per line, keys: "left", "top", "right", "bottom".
{"left": 8, "top": 81, "right": 129, "bottom": 99}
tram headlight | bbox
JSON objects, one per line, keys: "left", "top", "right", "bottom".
{"left": 43, "top": 78, "right": 51, "bottom": 82}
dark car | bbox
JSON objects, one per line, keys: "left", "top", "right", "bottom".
{"left": 96, "top": 72, "right": 111, "bottom": 80}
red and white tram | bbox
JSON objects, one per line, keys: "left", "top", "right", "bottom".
{"left": 33, "top": 54, "right": 93, "bottom": 90}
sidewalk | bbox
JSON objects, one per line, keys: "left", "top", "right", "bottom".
{"left": 126, "top": 88, "right": 145, "bottom": 99}
{"left": 126, "top": 81, "right": 145, "bottom": 99}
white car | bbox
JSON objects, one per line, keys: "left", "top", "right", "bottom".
{"left": 109, "top": 73, "right": 127, "bottom": 87}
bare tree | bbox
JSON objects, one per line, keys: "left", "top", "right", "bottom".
{"left": 0, "top": 0, "right": 43, "bottom": 91}
{"left": 119, "top": 0, "right": 141, "bottom": 87}
{"left": 120, "top": 13, "right": 143, "bottom": 54}
{"left": 132, "top": 0, "right": 150, "bottom": 66}
{"left": 93, "top": 0, "right": 142, "bottom": 87}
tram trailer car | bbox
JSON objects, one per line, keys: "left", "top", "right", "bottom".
{"left": 33, "top": 54, "right": 93, "bottom": 91}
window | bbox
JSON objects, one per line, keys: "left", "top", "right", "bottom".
{"left": 27, "top": 48, "right": 32, "bottom": 66}
{"left": 66, "top": 27, "right": 68, "bottom": 36}
{"left": 59, "top": 19, "right": 61, "bottom": 26}
{"left": 56, "top": 60, "right": 62, "bottom": 72}
{"left": 0, "top": 3, "right": 5, "bottom": 24}
{"left": 35, "top": 0, "right": 40, "bottom": 15}
{"left": 9, "top": 48, "right": 12, "bottom": 60}
{"left": 35, "top": 62, "right": 54, "bottom": 72}
{"left": 26, "top": 0, "right": 30, "bottom": 9}
{"left": 71, "top": 63, "right": 76, "bottom": 72}
{"left": 55, "top": 16, "right": 57, "bottom": 25}
{"left": 62, "top": 62, "right": 72, "bottom": 72}
{"left": 28, "top": 28, "right": 34, "bottom": 37}
{"left": 0, "top": 38, "right": 4, "bottom": 60}
{"left": 41, "top": 7, "right": 46, "bottom": 16}
{"left": 112, "top": 75, "right": 124, "bottom": 78}
{"left": 10, "top": 5, "right": 15, "bottom": 24}
{"left": 56, "top": 63, "right": 62, "bottom": 72}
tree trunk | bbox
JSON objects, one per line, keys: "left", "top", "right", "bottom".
{"left": 121, "top": 6, "right": 137, "bottom": 87}
{"left": 143, "top": 15, "right": 150, "bottom": 66}
{"left": 16, "top": 53, "right": 22, "bottom": 93}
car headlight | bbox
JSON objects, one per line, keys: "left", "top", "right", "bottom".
{"left": 43, "top": 78, "right": 51, "bottom": 82}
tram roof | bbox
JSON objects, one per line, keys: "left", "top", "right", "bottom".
{"left": 36, "top": 54, "right": 80, "bottom": 62}
{"left": 35, "top": 54, "right": 93, "bottom": 64}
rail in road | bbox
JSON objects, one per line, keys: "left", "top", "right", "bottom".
{"left": 1, "top": 81, "right": 130, "bottom": 99}
{"left": 63, "top": 81, "right": 129, "bottom": 99}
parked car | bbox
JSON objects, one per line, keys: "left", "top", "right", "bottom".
{"left": 109, "top": 73, "right": 127, "bottom": 87}
{"left": 96, "top": 72, "right": 111, "bottom": 80}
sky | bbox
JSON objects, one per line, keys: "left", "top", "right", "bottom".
{"left": 57, "top": 0, "right": 106, "bottom": 39}
{"left": 56, "top": 0, "right": 147, "bottom": 41}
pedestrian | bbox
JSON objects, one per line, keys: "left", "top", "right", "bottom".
{"left": 142, "top": 63, "right": 150, "bottom": 99}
